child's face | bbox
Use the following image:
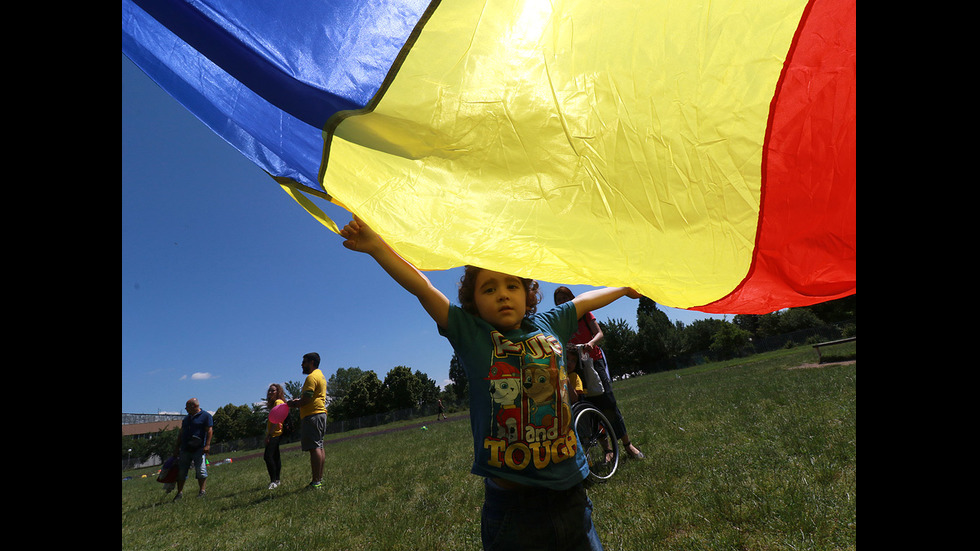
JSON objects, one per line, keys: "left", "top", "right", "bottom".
{"left": 473, "top": 269, "right": 527, "bottom": 331}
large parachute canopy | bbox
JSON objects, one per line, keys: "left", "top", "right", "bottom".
{"left": 122, "top": 0, "right": 856, "bottom": 314}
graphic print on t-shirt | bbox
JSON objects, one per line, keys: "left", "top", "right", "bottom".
{"left": 483, "top": 329, "right": 577, "bottom": 472}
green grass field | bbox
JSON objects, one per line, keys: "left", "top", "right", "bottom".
{"left": 122, "top": 346, "right": 855, "bottom": 550}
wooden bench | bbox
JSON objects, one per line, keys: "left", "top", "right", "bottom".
{"left": 812, "top": 337, "right": 856, "bottom": 362}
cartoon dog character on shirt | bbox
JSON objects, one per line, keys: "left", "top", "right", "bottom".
{"left": 486, "top": 361, "right": 522, "bottom": 442}
{"left": 523, "top": 359, "right": 558, "bottom": 428}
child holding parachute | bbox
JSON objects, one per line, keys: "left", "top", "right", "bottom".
{"left": 340, "top": 216, "right": 638, "bottom": 550}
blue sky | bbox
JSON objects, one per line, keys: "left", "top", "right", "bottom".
{"left": 121, "top": 54, "right": 727, "bottom": 415}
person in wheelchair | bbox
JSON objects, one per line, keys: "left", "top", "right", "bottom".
{"left": 555, "top": 286, "right": 645, "bottom": 460}
{"left": 566, "top": 351, "right": 616, "bottom": 466}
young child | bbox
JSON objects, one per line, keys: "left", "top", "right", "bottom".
{"left": 340, "top": 216, "right": 638, "bottom": 550}
{"left": 565, "top": 346, "right": 586, "bottom": 403}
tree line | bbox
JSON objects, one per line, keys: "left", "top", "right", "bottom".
{"left": 123, "top": 295, "right": 854, "bottom": 466}
{"left": 422, "top": 295, "right": 855, "bottom": 408}
{"left": 596, "top": 295, "right": 856, "bottom": 379}
{"left": 123, "top": 366, "right": 456, "bottom": 466}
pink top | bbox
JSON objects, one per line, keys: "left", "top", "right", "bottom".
{"left": 569, "top": 312, "right": 603, "bottom": 360}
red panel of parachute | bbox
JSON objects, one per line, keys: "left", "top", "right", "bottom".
{"left": 697, "top": 0, "right": 856, "bottom": 314}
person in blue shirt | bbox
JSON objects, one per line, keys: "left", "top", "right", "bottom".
{"left": 341, "top": 216, "right": 638, "bottom": 550}
{"left": 173, "top": 398, "right": 213, "bottom": 501}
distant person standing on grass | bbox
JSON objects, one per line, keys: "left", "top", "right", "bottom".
{"left": 264, "top": 383, "right": 287, "bottom": 490}
{"left": 436, "top": 398, "right": 448, "bottom": 421}
{"left": 173, "top": 398, "right": 213, "bottom": 501}
{"left": 287, "top": 352, "right": 328, "bottom": 490}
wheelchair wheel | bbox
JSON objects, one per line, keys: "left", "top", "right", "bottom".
{"left": 572, "top": 403, "right": 619, "bottom": 482}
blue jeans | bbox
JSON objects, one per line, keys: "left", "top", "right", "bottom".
{"left": 178, "top": 447, "right": 207, "bottom": 480}
{"left": 481, "top": 479, "right": 603, "bottom": 551}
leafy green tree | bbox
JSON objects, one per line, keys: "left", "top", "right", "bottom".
{"left": 383, "top": 365, "right": 422, "bottom": 410}
{"left": 414, "top": 369, "right": 440, "bottom": 406}
{"left": 249, "top": 403, "right": 270, "bottom": 436}
{"left": 735, "top": 312, "right": 783, "bottom": 339}
{"left": 732, "top": 313, "right": 758, "bottom": 337}
{"left": 597, "top": 318, "right": 638, "bottom": 378}
{"left": 807, "top": 295, "right": 856, "bottom": 324}
{"left": 122, "top": 435, "right": 151, "bottom": 462}
{"left": 758, "top": 313, "right": 783, "bottom": 338}
{"left": 284, "top": 380, "right": 303, "bottom": 400}
{"left": 212, "top": 403, "right": 256, "bottom": 442}
{"left": 636, "top": 297, "right": 679, "bottom": 370}
{"left": 709, "top": 322, "right": 753, "bottom": 359}
{"left": 325, "top": 367, "right": 365, "bottom": 421}
{"left": 346, "top": 371, "right": 385, "bottom": 417}
{"left": 777, "top": 307, "right": 825, "bottom": 334}
{"left": 439, "top": 384, "right": 459, "bottom": 406}
{"left": 682, "top": 318, "right": 729, "bottom": 356}
{"left": 144, "top": 427, "right": 180, "bottom": 462}
{"left": 327, "top": 367, "right": 365, "bottom": 400}
{"left": 448, "top": 354, "right": 468, "bottom": 404}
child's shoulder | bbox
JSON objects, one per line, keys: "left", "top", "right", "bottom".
{"left": 535, "top": 301, "right": 578, "bottom": 324}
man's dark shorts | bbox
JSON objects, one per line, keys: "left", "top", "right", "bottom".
{"left": 301, "top": 412, "right": 327, "bottom": 451}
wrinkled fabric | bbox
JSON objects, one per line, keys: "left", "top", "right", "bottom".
{"left": 122, "top": 0, "right": 855, "bottom": 313}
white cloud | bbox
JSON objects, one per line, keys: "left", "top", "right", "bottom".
{"left": 179, "top": 372, "right": 216, "bottom": 381}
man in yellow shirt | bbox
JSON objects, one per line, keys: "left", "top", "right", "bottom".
{"left": 287, "top": 352, "right": 328, "bottom": 489}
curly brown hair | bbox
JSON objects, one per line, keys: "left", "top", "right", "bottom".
{"left": 457, "top": 265, "right": 541, "bottom": 318}
{"left": 265, "top": 383, "right": 286, "bottom": 409}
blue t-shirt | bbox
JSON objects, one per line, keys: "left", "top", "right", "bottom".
{"left": 181, "top": 410, "right": 213, "bottom": 449}
{"left": 439, "top": 302, "right": 589, "bottom": 489}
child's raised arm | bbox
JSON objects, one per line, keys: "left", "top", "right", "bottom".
{"left": 571, "top": 287, "right": 641, "bottom": 321}
{"left": 341, "top": 216, "right": 450, "bottom": 329}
